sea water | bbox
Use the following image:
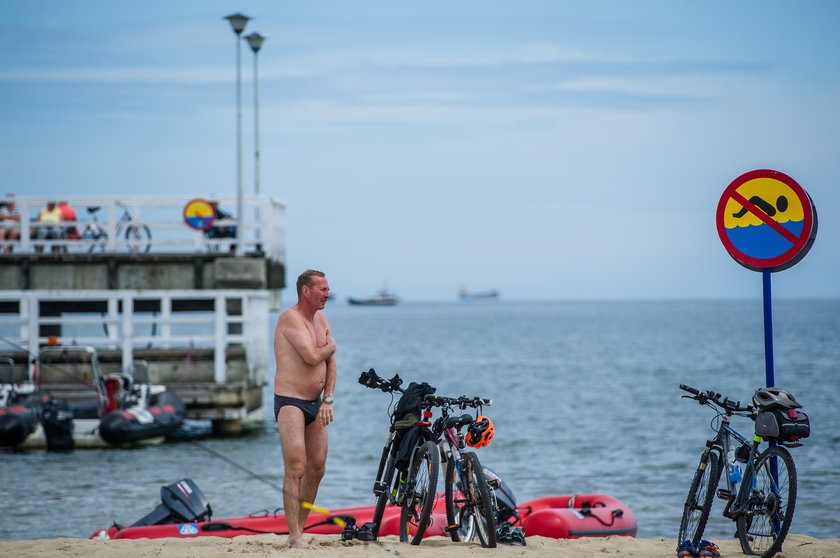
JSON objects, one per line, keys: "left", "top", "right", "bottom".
{"left": 1, "top": 299, "right": 838, "bottom": 540}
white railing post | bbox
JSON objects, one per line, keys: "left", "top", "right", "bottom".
{"left": 106, "top": 295, "right": 119, "bottom": 350}
{"left": 161, "top": 293, "right": 172, "bottom": 349}
{"left": 26, "top": 293, "right": 38, "bottom": 380}
{"left": 121, "top": 293, "right": 133, "bottom": 372}
{"left": 251, "top": 292, "right": 269, "bottom": 384}
{"left": 105, "top": 200, "right": 118, "bottom": 252}
{"left": 18, "top": 198, "right": 31, "bottom": 253}
{"left": 214, "top": 293, "right": 226, "bottom": 384}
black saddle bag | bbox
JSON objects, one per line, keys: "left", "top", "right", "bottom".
{"left": 755, "top": 408, "right": 810, "bottom": 442}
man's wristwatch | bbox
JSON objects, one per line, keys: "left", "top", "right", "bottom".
{"left": 323, "top": 395, "right": 334, "bottom": 404}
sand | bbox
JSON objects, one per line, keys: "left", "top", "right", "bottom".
{"left": 1, "top": 533, "right": 838, "bottom": 558}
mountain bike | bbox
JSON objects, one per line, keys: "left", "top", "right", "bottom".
{"left": 428, "top": 394, "right": 497, "bottom": 547}
{"left": 359, "top": 369, "right": 440, "bottom": 545}
{"left": 677, "top": 384, "right": 805, "bottom": 558}
{"left": 79, "top": 205, "right": 151, "bottom": 253}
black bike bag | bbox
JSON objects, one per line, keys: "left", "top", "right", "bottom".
{"left": 393, "top": 424, "right": 434, "bottom": 471}
{"left": 392, "top": 382, "right": 435, "bottom": 428}
{"left": 755, "top": 408, "right": 810, "bottom": 442}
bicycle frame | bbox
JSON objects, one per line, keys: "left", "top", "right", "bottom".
{"left": 705, "top": 415, "right": 764, "bottom": 519}
{"left": 372, "top": 429, "right": 397, "bottom": 501}
{"left": 442, "top": 426, "right": 463, "bottom": 464}
{"left": 372, "top": 427, "right": 429, "bottom": 507}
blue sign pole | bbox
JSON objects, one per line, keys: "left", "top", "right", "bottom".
{"left": 762, "top": 268, "right": 775, "bottom": 387}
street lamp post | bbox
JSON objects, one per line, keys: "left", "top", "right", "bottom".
{"left": 224, "top": 12, "right": 250, "bottom": 257}
{"left": 244, "top": 32, "right": 266, "bottom": 249}
{"left": 244, "top": 32, "right": 266, "bottom": 197}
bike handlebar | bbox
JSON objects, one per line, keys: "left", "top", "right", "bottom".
{"left": 358, "top": 369, "right": 492, "bottom": 408}
{"left": 423, "top": 394, "right": 493, "bottom": 408}
{"left": 679, "top": 383, "right": 754, "bottom": 413}
{"left": 358, "top": 368, "right": 405, "bottom": 393}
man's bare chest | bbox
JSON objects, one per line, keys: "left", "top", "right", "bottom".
{"left": 302, "top": 319, "right": 327, "bottom": 346}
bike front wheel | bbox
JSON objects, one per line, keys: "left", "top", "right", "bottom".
{"left": 399, "top": 440, "right": 439, "bottom": 545}
{"left": 80, "top": 225, "right": 105, "bottom": 253}
{"left": 372, "top": 453, "right": 398, "bottom": 539}
{"left": 737, "top": 445, "right": 797, "bottom": 558}
{"left": 678, "top": 449, "right": 721, "bottom": 545}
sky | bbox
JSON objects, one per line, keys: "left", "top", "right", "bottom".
{"left": 1, "top": 1, "right": 839, "bottom": 301}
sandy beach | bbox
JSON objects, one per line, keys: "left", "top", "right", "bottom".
{"left": 1, "top": 534, "right": 838, "bottom": 558}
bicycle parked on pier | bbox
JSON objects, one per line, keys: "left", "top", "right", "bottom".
{"left": 78, "top": 204, "right": 151, "bottom": 253}
{"left": 677, "top": 384, "right": 809, "bottom": 558}
{"left": 428, "top": 394, "right": 497, "bottom": 547}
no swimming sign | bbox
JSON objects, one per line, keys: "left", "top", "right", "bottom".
{"left": 716, "top": 169, "right": 817, "bottom": 272}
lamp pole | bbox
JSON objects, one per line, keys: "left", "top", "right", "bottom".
{"left": 224, "top": 12, "right": 250, "bottom": 257}
{"left": 244, "top": 32, "right": 266, "bottom": 249}
{"left": 244, "top": 33, "right": 266, "bottom": 197}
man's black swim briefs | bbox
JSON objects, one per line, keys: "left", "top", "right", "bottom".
{"left": 274, "top": 394, "right": 321, "bottom": 426}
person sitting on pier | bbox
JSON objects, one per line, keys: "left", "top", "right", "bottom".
{"left": 32, "top": 200, "right": 62, "bottom": 253}
{"left": 58, "top": 200, "right": 79, "bottom": 240}
{"left": 0, "top": 196, "right": 21, "bottom": 254}
{"left": 205, "top": 200, "right": 237, "bottom": 252}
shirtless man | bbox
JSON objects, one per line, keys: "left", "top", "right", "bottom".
{"left": 273, "top": 269, "right": 336, "bottom": 548}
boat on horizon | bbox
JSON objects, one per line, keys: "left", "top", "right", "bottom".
{"left": 458, "top": 287, "right": 500, "bottom": 300}
{"left": 348, "top": 289, "right": 398, "bottom": 306}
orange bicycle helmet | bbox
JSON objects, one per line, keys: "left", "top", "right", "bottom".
{"left": 466, "top": 415, "right": 495, "bottom": 448}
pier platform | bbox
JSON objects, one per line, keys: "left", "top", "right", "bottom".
{"left": 0, "top": 195, "right": 285, "bottom": 434}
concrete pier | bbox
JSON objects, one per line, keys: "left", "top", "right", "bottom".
{"left": 0, "top": 252, "right": 283, "bottom": 291}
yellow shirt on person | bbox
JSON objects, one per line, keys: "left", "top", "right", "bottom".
{"left": 38, "top": 207, "right": 62, "bottom": 223}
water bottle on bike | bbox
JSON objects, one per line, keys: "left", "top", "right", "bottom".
{"left": 726, "top": 448, "right": 742, "bottom": 485}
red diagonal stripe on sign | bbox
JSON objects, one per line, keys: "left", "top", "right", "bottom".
{"left": 730, "top": 190, "right": 798, "bottom": 245}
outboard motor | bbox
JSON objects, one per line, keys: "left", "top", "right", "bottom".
{"left": 483, "top": 467, "right": 519, "bottom": 525}
{"left": 41, "top": 398, "right": 74, "bottom": 452}
{"left": 131, "top": 478, "right": 212, "bottom": 527}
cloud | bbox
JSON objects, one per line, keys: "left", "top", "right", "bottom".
{"left": 0, "top": 66, "right": 230, "bottom": 84}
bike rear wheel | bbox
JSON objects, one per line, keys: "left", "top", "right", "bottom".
{"left": 124, "top": 223, "right": 151, "bottom": 253}
{"left": 678, "top": 449, "right": 721, "bottom": 545}
{"left": 444, "top": 451, "right": 464, "bottom": 542}
{"left": 737, "top": 445, "right": 797, "bottom": 558}
{"left": 399, "top": 440, "right": 439, "bottom": 545}
{"left": 462, "top": 452, "right": 497, "bottom": 547}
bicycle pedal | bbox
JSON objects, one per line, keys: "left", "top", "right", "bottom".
{"left": 444, "top": 524, "right": 460, "bottom": 533}
{"left": 716, "top": 489, "right": 734, "bottom": 501}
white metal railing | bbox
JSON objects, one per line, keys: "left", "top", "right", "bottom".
{"left": 0, "top": 289, "right": 270, "bottom": 385}
{"left": 0, "top": 195, "right": 285, "bottom": 263}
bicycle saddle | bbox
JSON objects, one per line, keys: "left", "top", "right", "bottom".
{"left": 446, "top": 413, "right": 474, "bottom": 428}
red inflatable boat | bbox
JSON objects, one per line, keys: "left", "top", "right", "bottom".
{"left": 518, "top": 494, "right": 637, "bottom": 538}
{"left": 91, "top": 478, "right": 636, "bottom": 541}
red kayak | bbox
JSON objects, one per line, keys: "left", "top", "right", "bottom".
{"left": 91, "top": 490, "right": 635, "bottom": 541}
